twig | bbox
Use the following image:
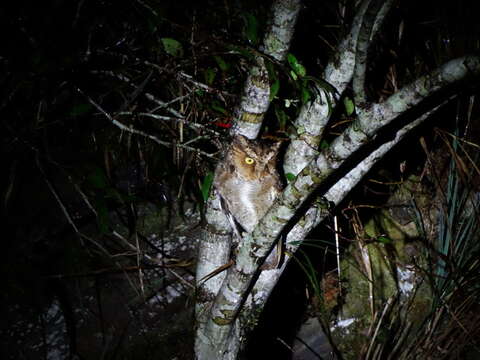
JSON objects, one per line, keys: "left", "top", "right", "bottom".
{"left": 366, "top": 295, "right": 396, "bottom": 359}
{"left": 70, "top": 175, "right": 97, "bottom": 216}
{"left": 76, "top": 87, "right": 218, "bottom": 158}
{"left": 135, "top": 231, "right": 145, "bottom": 295}
{"left": 167, "top": 268, "right": 195, "bottom": 290}
{"left": 36, "top": 155, "right": 79, "bottom": 234}
{"left": 178, "top": 71, "right": 234, "bottom": 98}
{"left": 334, "top": 215, "right": 342, "bottom": 295}
{"left": 116, "top": 111, "right": 222, "bottom": 136}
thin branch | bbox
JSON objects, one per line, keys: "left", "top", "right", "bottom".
{"left": 285, "top": 0, "right": 375, "bottom": 176}
{"left": 36, "top": 155, "right": 115, "bottom": 259}
{"left": 239, "top": 99, "right": 453, "bottom": 344}
{"left": 206, "top": 98, "right": 452, "bottom": 351}
{"left": 328, "top": 56, "right": 480, "bottom": 161}
{"left": 90, "top": 70, "right": 185, "bottom": 118}
{"left": 231, "top": 0, "right": 301, "bottom": 139}
{"left": 352, "top": 0, "right": 384, "bottom": 108}
{"left": 352, "top": 0, "right": 396, "bottom": 111}
{"left": 261, "top": 0, "right": 302, "bottom": 61}
{"left": 199, "top": 59, "right": 479, "bottom": 355}
{"left": 324, "top": 0, "right": 372, "bottom": 94}
{"left": 371, "top": 0, "right": 396, "bottom": 40}
{"left": 77, "top": 87, "right": 218, "bottom": 158}
{"left": 178, "top": 72, "right": 234, "bottom": 97}
{"left": 116, "top": 111, "right": 223, "bottom": 137}
{"left": 36, "top": 155, "right": 79, "bottom": 234}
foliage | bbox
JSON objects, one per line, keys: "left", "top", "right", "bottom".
{"left": 407, "top": 133, "right": 480, "bottom": 359}
{"left": 327, "top": 125, "right": 480, "bottom": 359}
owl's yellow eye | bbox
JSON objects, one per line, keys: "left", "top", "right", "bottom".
{"left": 245, "top": 157, "right": 255, "bottom": 165}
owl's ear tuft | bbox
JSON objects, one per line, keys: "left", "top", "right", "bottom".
{"left": 271, "top": 140, "right": 283, "bottom": 152}
{"left": 265, "top": 140, "right": 282, "bottom": 160}
{"left": 232, "top": 135, "right": 250, "bottom": 147}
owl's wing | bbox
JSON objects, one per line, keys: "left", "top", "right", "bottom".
{"left": 218, "top": 193, "right": 244, "bottom": 239}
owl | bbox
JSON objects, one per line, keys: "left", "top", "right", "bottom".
{"left": 214, "top": 135, "right": 282, "bottom": 237}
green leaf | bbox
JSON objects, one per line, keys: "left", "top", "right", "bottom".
{"left": 296, "top": 63, "right": 307, "bottom": 77}
{"left": 274, "top": 105, "right": 288, "bottom": 130}
{"left": 105, "top": 187, "right": 124, "bottom": 202}
{"left": 377, "top": 236, "right": 392, "bottom": 244}
{"left": 69, "top": 103, "right": 92, "bottom": 117}
{"left": 211, "top": 101, "right": 227, "bottom": 115}
{"left": 227, "top": 44, "right": 255, "bottom": 60}
{"left": 204, "top": 68, "right": 216, "bottom": 85}
{"left": 201, "top": 172, "right": 214, "bottom": 202}
{"left": 285, "top": 173, "right": 296, "bottom": 182}
{"left": 243, "top": 13, "right": 259, "bottom": 44}
{"left": 161, "top": 38, "right": 184, "bottom": 57}
{"left": 287, "top": 53, "right": 306, "bottom": 77}
{"left": 287, "top": 53, "right": 298, "bottom": 67}
{"left": 87, "top": 166, "right": 108, "bottom": 190}
{"left": 301, "top": 86, "right": 311, "bottom": 104}
{"left": 146, "top": 17, "right": 158, "bottom": 34}
{"left": 304, "top": 76, "right": 337, "bottom": 115}
{"left": 290, "top": 70, "right": 298, "bottom": 81}
{"left": 343, "top": 96, "right": 355, "bottom": 116}
{"left": 270, "top": 78, "right": 280, "bottom": 101}
{"left": 95, "top": 198, "right": 110, "bottom": 234}
{"left": 320, "top": 139, "right": 330, "bottom": 150}
{"left": 214, "top": 55, "right": 230, "bottom": 72}
{"left": 265, "top": 60, "right": 280, "bottom": 101}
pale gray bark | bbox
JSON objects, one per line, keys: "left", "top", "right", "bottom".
{"left": 284, "top": 0, "right": 375, "bottom": 176}
{"left": 195, "top": 1, "right": 301, "bottom": 358}
{"left": 232, "top": 0, "right": 302, "bottom": 139}
{"left": 262, "top": 0, "right": 302, "bottom": 62}
{"left": 194, "top": 0, "right": 480, "bottom": 359}
{"left": 233, "top": 101, "right": 450, "bottom": 318}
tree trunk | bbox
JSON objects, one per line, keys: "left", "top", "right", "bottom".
{"left": 194, "top": 0, "right": 480, "bottom": 358}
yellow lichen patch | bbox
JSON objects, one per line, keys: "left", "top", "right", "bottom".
{"left": 212, "top": 309, "right": 236, "bottom": 326}
{"left": 240, "top": 112, "right": 263, "bottom": 124}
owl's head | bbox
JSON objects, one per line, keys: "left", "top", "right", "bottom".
{"left": 229, "top": 135, "right": 282, "bottom": 181}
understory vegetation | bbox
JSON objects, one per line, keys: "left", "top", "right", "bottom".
{"left": 1, "top": 0, "right": 479, "bottom": 359}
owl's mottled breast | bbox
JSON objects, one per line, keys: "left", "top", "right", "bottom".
{"left": 214, "top": 135, "right": 282, "bottom": 233}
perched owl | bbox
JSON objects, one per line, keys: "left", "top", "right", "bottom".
{"left": 214, "top": 135, "right": 282, "bottom": 237}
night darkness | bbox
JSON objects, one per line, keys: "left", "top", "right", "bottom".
{"left": 1, "top": 1, "right": 480, "bottom": 359}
